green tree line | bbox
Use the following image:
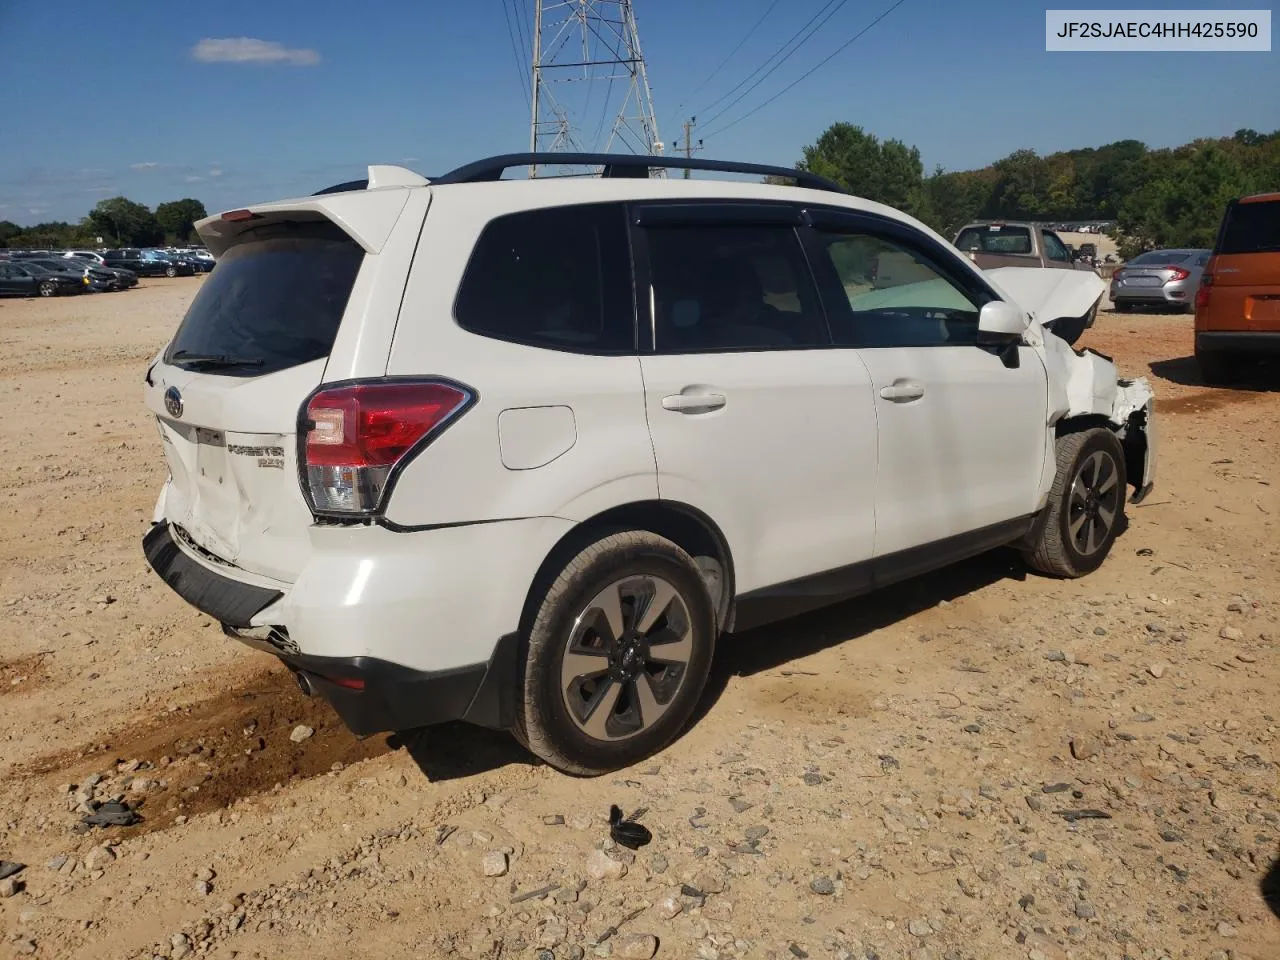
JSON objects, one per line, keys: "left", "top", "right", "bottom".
{"left": 789, "top": 124, "right": 1280, "bottom": 257}
{"left": 0, "top": 196, "right": 208, "bottom": 249}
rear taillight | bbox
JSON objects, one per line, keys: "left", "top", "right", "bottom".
{"left": 1196, "top": 271, "right": 1213, "bottom": 310}
{"left": 1112, "top": 269, "right": 1124, "bottom": 282}
{"left": 301, "top": 380, "right": 474, "bottom": 515}
{"left": 1167, "top": 267, "right": 1190, "bottom": 282}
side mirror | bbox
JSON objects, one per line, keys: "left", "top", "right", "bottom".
{"left": 978, "top": 300, "right": 1028, "bottom": 341}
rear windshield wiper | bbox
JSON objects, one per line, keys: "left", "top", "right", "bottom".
{"left": 170, "top": 351, "right": 265, "bottom": 369}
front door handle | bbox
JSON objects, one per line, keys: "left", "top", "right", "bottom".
{"left": 879, "top": 382, "right": 925, "bottom": 402}
{"left": 662, "top": 392, "right": 726, "bottom": 413}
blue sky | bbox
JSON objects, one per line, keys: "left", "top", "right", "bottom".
{"left": 1, "top": 0, "right": 1276, "bottom": 225}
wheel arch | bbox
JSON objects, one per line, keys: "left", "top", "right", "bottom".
{"left": 517, "top": 500, "right": 736, "bottom": 638}
{"left": 1053, "top": 413, "right": 1113, "bottom": 438}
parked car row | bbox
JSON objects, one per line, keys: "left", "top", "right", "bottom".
{"left": 0, "top": 246, "right": 214, "bottom": 296}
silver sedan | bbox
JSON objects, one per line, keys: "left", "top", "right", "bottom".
{"left": 1110, "top": 248, "right": 1210, "bottom": 313}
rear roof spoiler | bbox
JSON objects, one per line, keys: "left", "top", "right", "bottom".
{"left": 197, "top": 165, "right": 427, "bottom": 257}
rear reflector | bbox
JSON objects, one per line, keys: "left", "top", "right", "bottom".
{"left": 301, "top": 380, "right": 474, "bottom": 515}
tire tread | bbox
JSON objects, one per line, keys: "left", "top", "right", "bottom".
{"left": 1024, "top": 428, "right": 1125, "bottom": 578}
{"left": 513, "top": 530, "right": 709, "bottom": 776}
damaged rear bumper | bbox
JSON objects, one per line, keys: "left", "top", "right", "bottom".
{"left": 143, "top": 521, "right": 520, "bottom": 735}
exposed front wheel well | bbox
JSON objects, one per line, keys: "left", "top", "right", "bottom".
{"left": 1054, "top": 414, "right": 1113, "bottom": 438}
{"left": 518, "top": 501, "right": 735, "bottom": 638}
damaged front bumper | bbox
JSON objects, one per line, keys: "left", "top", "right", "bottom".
{"left": 1117, "top": 381, "right": 1157, "bottom": 503}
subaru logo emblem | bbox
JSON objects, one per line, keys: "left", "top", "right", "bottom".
{"left": 164, "top": 386, "right": 183, "bottom": 419}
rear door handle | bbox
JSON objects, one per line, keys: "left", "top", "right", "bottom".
{"left": 879, "top": 382, "right": 925, "bottom": 402}
{"left": 662, "top": 392, "right": 727, "bottom": 413}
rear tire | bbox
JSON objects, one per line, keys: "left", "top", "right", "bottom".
{"left": 38, "top": 280, "right": 56, "bottom": 297}
{"left": 165, "top": 266, "right": 177, "bottom": 278}
{"left": 513, "top": 530, "right": 716, "bottom": 776}
{"left": 1197, "top": 350, "right": 1238, "bottom": 386}
{"left": 1113, "top": 300, "right": 1132, "bottom": 313}
{"left": 1023, "top": 428, "right": 1127, "bottom": 578}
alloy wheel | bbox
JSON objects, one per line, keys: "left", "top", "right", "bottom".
{"left": 1068, "top": 449, "right": 1121, "bottom": 556}
{"left": 560, "top": 575, "right": 694, "bottom": 742}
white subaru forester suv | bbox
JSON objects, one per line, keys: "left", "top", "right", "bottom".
{"left": 142, "top": 153, "right": 1156, "bottom": 775}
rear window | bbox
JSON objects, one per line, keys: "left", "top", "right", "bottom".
{"left": 1129, "top": 251, "right": 1190, "bottom": 265}
{"left": 164, "top": 222, "right": 363, "bottom": 376}
{"left": 1219, "top": 199, "right": 1280, "bottom": 255}
{"left": 955, "top": 226, "right": 1033, "bottom": 255}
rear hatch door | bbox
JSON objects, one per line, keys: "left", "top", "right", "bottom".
{"left": 144, "top": 217, "right": 368, "bottom": 583}
{"left": 1205, "top": 195, "right": 1280, "bottom": 330}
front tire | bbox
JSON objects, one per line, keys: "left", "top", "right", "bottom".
{"left": 38, "top": 280, "right": 56, "bottom": 297}
{"left": 1023, "top": 428, "right": 1127, "bottom": 578}
{"left": 513, "top": 531, "right": 716, "bottom": 776}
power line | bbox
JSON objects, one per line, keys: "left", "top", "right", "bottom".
{"left": 704, "top": 0, "right": 909, "bottom": 139}
{"left": 511, "top": 0, "right": 533, "bottom": 82}
{"left": 692, "top": 0, "right": 846, "bottom": 120}
{"left": 697, "top": 0, "right": 854, "bottom": 132}
{"left": 502, "top": 0, "right": 532, "bottom": 107}
{"left": 670, "top": 0, "right": 783, "bottom": 121}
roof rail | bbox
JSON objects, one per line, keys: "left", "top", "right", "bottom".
{"left": 429, "top": 153, "right": 846, "bottom": 194}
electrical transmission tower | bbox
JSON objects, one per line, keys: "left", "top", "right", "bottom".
{"left": 529, "top": 0, "right": 664, "bottom": 174}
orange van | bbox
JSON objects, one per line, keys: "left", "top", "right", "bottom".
{"left": 1195, "top": 192, "right": 1280, "bottom": 383}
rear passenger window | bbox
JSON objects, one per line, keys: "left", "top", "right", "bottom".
{"left": 455, "top": 203, "right": 633, "bottom": 353}
{"left": 645, "top": 225, "right": 828, "bottom": 352}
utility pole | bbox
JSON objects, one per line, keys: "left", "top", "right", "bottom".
{"left": 528, "top": 1, "right": 664, "bottom": 177}
{"left": 673, "top": 117, "right": 703, "bottom": 179}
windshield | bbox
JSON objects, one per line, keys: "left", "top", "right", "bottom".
{"left": 955, "top": 226, "right": 1033, "bottom": 255}
{"left": 1219, "top": 198, "right": 1280, "bottom": 255}
{"left": 164, "top": 222, "right": 363, "bottom": 377}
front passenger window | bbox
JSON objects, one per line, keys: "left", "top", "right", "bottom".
{"left": 816, "top": 231, "right": 985, "bottom": 347}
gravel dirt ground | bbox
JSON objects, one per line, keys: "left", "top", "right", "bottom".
{"left": 1, "top": 282, "right": 1277, "bottom": 960}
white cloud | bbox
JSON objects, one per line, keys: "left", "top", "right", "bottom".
{"left": 185, "top": 175, "right": 206, "bottom": 183}
{"left": 208, "top": 168, "right": 224, "bottom": 178}
{"left": 131, "top": 161, "right": 159, "bottom": 171}
{"left": 192, "top": 37, "right": 320, "bottom": 66}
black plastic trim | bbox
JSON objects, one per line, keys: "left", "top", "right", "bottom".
{"left": 1196, "top": 331, "right": 1280, "bottom": 354}
{"left": 142, "top": 524, "right": 282, "bottom": 628}
{"left": 731, "top": 514, "right": 1036, "bottom": 633}
{"left": 430, "top": 152, "right": 846, "bottom": 193}
{"left": 281, "top": 631, "right": 521, "bottom": 736}
{"left": 294, "top": 375, "right": 479, "bottom": 522}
